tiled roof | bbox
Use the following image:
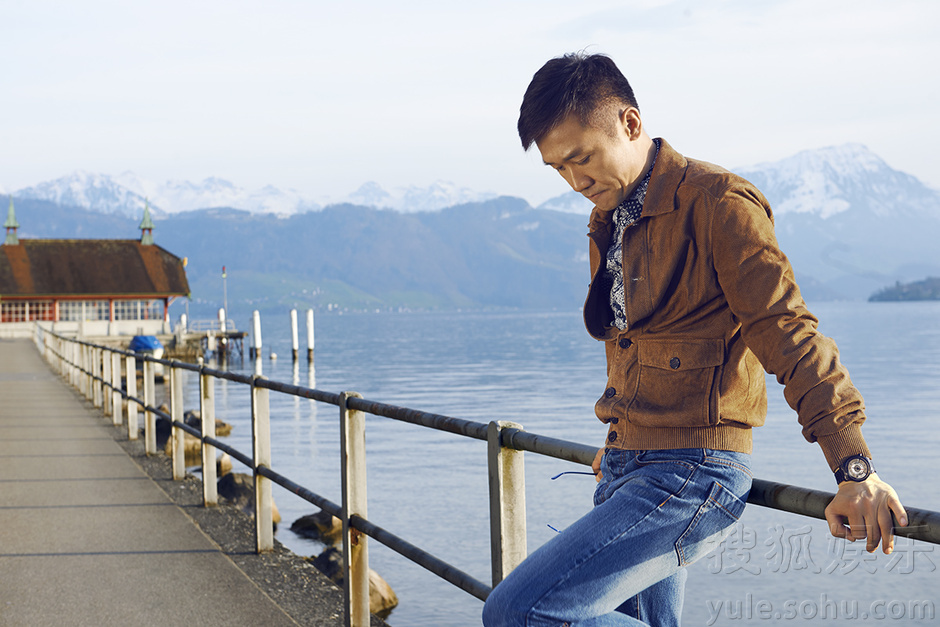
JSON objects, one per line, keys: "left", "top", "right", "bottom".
{"left": 0, "top": 239, "right": 190, "bottom": 297}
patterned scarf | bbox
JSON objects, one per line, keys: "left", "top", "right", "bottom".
{"left": 604, "top": 138, "right": 661, "bottom": 330}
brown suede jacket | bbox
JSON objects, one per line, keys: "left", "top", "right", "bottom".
{"left": 583, "top": 139, "right": 871, "bottom": 471}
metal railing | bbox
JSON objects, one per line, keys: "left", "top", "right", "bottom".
{"left": 32, "top": 324, "right": 940, "bottom": 627}
{"left": 187, "top": 319, "right": 239, "bottom": 333}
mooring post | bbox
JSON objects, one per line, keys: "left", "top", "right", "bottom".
{"left": 143, "top": 360, "right": 156, "bottom": 454}
{"left": 306, "top": 308, "right": 315, "bottom": 362}
{"left": 251, "top": 310, "right": 262, "bottom": 360}
{"left": 290, "top": 308, "right": 299, "bottom": 361}
{"left": 125, "top": 355, "right": 138, "bottom": 439}
{"left": 340, "top": 391, "right": 369, "bottom": 627}
{"left": 487, "top": 420, "right": 527, "bottom": 586}
{"left": 251, "top": 376, "right": 274, "bottom": 553}
{"left": 170, "top": 365, "right": 185, "bottom": 480}
{"left": 200, "top": 370, "right": 218, "bottom": 507}
{"left": 111, "top": 352, "right": 122, "bottom": 426}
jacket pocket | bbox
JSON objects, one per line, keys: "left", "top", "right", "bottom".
{"left": 628, "top": 338, "right": 724, "bottom": 427}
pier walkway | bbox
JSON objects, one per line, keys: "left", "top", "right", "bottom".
{"left": 0, "top": 339, "right": 344, "bottom": 626}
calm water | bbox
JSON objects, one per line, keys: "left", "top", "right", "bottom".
{"left": 174, "top": 301, "right": 940, "bottom": 626}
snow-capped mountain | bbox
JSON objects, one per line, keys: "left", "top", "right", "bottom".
{"left": 10, "top": 173, "right": 497, "bottom": 216}
{"left": 112, "top": 174, "right": 321, "bottom": 215}
{"left": 16, "top": 171, "right": 160, "bottom": 218}
{"left": 536, "top": 191, "right": 594, "bottom": 215}
{"left": 735, "top": 143, "right": 937, "bottom": 220}
{"left": 343, "top": 180, "right": 497, "bottom": 211}
{"left": 8, "top": 143, "right": 938, "bottom": 224}
{"left": 532, "top": 143, "right": 940, "bottom": 221}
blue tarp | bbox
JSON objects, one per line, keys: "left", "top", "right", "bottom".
{"left": 128, "top": 335, "right": 163, "bottom": 352}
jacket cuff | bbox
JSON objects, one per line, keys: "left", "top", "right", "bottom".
{"left": 817, "top": 424, "right": 872, "bottom": 472}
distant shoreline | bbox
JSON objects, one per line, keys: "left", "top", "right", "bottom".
{"left": 869, "top": 277, "right": 940, "bottom": 302}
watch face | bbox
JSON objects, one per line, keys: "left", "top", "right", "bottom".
{"left": 846, "top": 457, "right": 870, "bottom": 480}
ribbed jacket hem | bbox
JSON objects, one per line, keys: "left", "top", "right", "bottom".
{"left": 608, "top": 424, "right": 754, "bottom": 455}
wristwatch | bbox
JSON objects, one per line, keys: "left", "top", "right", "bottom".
{"left": 834, "top": 454, "right": 875, "bottom": 485}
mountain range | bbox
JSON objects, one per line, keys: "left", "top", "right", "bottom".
{"left": 10, "top": 172, "right": 500, "bottom": 217}
{"left": 4, "top": 144, "right": 939, "bottom": 315}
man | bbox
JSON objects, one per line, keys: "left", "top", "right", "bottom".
{"left": 482, "top": 52, "right": 907, "bottom": 627}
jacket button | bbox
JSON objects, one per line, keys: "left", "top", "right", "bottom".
{"left": 604, "top": 387, "right": 616, "bottom": 398}
{"left": 619, "top": 338, "right": 632, "bottom": 349}
{"left": 607, "top": 432, "right": 618, "bottom": 443}
{"left": 670, "top": 357, "right": 681, "bottom": 369}
{"left": 610, "top": 417, "right": 619, "bottom": 425}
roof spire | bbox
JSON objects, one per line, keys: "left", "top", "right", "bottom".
{"left": 4, "top": 196, "right": 20, "bottom": 245}
{"left": 139, "top": 199, "right": 154, "bottom": 245}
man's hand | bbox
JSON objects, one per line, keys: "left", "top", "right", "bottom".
{"left": 592, "top": 447, "right": 605, "bottom": 482}
{"left": 824, "top": 473, "right": 907, "bottom": 554}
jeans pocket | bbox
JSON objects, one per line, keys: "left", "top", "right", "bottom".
{"left": 675, "top": 480, "right": 746, "bottom": 566}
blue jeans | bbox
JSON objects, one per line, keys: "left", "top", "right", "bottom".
{"left": 482, "top": 448, "right": 752, "bottom": 626}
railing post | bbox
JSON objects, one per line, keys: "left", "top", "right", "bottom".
{"left": 340, "top": 391, "right": 369, "bottom": 627}
{"left": 143, "top": 359, "right": 156, "bottom": 454}
{"left": 86, "top": 345, "right": 94, "bottom": 401}
{"left": 81, "top": 344, "right": 90, "bottom": 399}
{"left": 201, "top": 371, "right": 218, "bottom": 506}
{"left": 170, "top": 364, "right": 185, "bottom": 480}
{"left": 102, "top": 348, "right": 112, "bottom": 416}
{"left": 88, "top": 345, "right": 94, "bottom": 401}
{"left": 96, "top": 347, "right": 104, "bottom": 407}
{"left": 75, "top": 342, "right": 80, "bottom": 388}
{"left": 251, "top": 376, "right": 274, "bottom": 553}
{"left": 487, "top": 420, "right": 527, "bottom": 586}
{"left": 126, "top": 355, "right": 138, "bottom": 440}
{"left": 111, "top": 352, "right": 123, "bottom": 426}
{"left": 67, "top": 342, "right": 74, "bottom": 386}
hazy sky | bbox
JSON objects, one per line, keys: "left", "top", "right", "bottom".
{"left": 3, "top": 0, "right": 938, "bottom": 206}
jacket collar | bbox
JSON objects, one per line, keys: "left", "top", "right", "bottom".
{"left": 587, "top": 138, "right": 687, "bottom": 232}
{"left": 641, "top": 138, "right": 687, "bottom": 218}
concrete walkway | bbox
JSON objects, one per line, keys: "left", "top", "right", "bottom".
{"left": 0, "top": 339, "right": 303, "bottom": 626}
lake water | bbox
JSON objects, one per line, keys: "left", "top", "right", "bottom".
{"left": 175, "top": 301, "right": 940, "bottom": 626}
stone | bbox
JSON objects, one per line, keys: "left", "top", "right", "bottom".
{"left": 217, "top": 452, "right": 233, "bottom": 477}
{"left": 184, "top": 409, "right": 233, "bottom": 437}
{"left": 217, "top": 472, "right": 282, "bottom": 528}
{"left": 291, "top": 510, "right": 342, "bottom": 545}
{"left": 309, "top": 547, "right": 398, "bottom": 618}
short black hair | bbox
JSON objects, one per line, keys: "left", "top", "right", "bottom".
{"left": 517, "top": 52, "right": 639, "bottom": 150}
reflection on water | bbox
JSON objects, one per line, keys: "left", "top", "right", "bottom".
{"left": 176, "top": 303, "right": 939, "bottom": 627}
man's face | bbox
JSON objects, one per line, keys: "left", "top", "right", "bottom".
{"left": 536, "top": 108, "right": 648, "bottom": 212}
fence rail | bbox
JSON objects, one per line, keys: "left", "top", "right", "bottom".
{"left": 32, "top": 324, "right": 940, "bottom": 626}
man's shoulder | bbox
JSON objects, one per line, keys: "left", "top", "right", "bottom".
{"left": 683, "top": 156, "right": 753, "bottom": 194}
{"left": 649, "top": 140, "right": 771, "bottom": 218}
{"left": 655, "top": 140, "right": 756, "bottom": 197}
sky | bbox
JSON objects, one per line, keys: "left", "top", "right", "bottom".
{"left": 2, "top": 0, "right": 939, "bottom": 207}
